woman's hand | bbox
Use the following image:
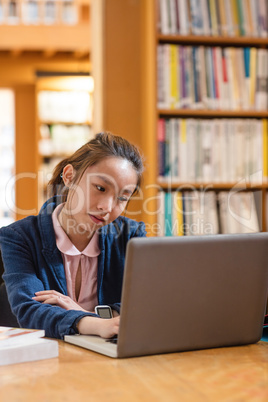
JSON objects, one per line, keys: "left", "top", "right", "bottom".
{"left": 77, "top": 315, "right": 120, "bottom": 339}
{"left": 32, "top": 290, "right": 88, "bottom": 312}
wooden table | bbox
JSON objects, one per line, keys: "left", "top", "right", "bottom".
{"left": 0, "top": 341, "right": 267, "bottom": 401}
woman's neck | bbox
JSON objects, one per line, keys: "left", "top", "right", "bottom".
{"left": 58, "top": 208, "right": 94, "bottom": 252}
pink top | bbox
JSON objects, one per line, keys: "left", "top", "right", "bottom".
{"left": 52, "top": 204, "right": 100, "bottom": 311}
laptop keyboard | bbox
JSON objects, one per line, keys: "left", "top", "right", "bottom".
{"left": 106, "top": 336, "right": 118, "bottom": 344}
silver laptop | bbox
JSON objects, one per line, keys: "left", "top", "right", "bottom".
{"left": 64, "top": 233, "right": 268, "bottom": 358}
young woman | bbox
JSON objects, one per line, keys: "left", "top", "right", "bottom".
{"left": 0, "top": 132, "right": 146, "bottom": 339}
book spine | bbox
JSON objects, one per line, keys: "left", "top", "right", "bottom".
{"left": 218, "top": 0, "right": 228, "bottom": 36}
{"left": 249, "top": 47, "right": 257, "bottom": 109}
{"left": 262, "top": 119, "right": 268, "bottom": 183}
{"left": 164, "top": 191, "right": 173, "bottom": 236}
{"left": 170, "top": 44, "right": 178, "bottom": 109}
{"left": 158, "top": 118, "right": 166, "bottom": 177}
{"left": 236, "top": 0, "right": 245, "bottom": 36}
{"left": 255, "top": 48, "right": 268, "bottom": 110}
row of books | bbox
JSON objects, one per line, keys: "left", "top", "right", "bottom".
{"left": 157, "top": 0, "right": 268, "bottom": 38}
{"left": 158, "top": 190, "right": 260, "bottom": 236}
{"left": 0, "top": 0, "right": 78, "bottom": 25}
{"left": 157, "top": 44, "right": 268, "bottom": 110}
{"left": 158, "top": 118, "right": 266, "bottom": 183}
{"left": 38, "top": 90, "right": 92, "bottom": 123}
{"left": 39, "top": 123, "right": 92, "bottom": 156}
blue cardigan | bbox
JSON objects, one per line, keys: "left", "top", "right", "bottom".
{"left": 0, "top": 197, "right": 146, "bottom": 339}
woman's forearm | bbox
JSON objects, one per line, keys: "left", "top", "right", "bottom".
{"left": 77, "top": 315, "right": 120, "bottom": 338}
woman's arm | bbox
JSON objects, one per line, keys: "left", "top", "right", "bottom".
{"left": 77, "top": 315, "right": 120, "bottom": 338}
{"left": 0, "top": 226, "right": 97, "bottom": 339}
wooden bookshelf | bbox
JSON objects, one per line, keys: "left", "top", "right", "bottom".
{"left": 143, "top": 0, "right": 268, "bottom": 231}
{"left": 0, "top": 0, "right": 90, "bottom": 57}
{"left": 36, "top": 75, "right": 93, "bottom": 209}
{"left": 90, "top": 0, "right": 268, "bottom": 235}
{"left": 0, "top": 0, "right": 91, "bottom": 221}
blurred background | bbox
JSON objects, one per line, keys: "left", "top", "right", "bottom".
{"left": 0, "top": 0, "right": 268, "bottom": 239}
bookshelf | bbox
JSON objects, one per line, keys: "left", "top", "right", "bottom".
{"left": 0, "top": 89, "right": 15, "bottom": 227}
{"left": 36, "top": 74, "right": 94, "bottom": 208}
{"left": 152, "top": 0, "right": 268, "bottom": 236}
{"left": 0, "top": 0, "right": 90, "bottom": 56}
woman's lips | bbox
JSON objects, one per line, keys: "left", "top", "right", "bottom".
{"left": 89, "top": 214, "right": 105, "bottom": 225}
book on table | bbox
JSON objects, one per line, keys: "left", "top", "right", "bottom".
{"left": 0, "top": 326, "right": 59, "bottom": 366}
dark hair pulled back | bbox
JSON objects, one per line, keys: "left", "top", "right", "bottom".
{"left": 48, "top": 132, "right": 144, "bottom": 200}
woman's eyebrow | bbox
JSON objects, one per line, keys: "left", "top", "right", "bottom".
{"left": 95, "top": 175, "right": 113, "bottom": 186}
{"left": 95, "top": 174, "right": 135, "bottom": 195}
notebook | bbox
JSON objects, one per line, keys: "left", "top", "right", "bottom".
{"left": 64, "top": 233, "right": 268, "bottom": 358}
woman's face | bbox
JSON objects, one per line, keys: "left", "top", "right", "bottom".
{"left": 61, "top": 157, "right": 138, "bottom": 238}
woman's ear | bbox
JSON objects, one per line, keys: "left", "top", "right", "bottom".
{"left": 62, "top": 164, "right": 75, "bottom": 187}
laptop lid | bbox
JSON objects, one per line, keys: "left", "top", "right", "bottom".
{"left": 117, "top": 233, "right": 268, "bottom": 358}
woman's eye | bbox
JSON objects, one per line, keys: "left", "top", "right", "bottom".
{"left": 96, "top": 185, "right": 105, "bottom": 192}
{"left": 118, "top": 196, "right": 128, "bottom": 203}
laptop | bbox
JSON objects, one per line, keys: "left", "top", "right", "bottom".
{"left": 64, "top": 233, "right": 268, "bottom": 358}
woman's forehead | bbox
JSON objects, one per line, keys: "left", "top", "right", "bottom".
{"left": 82, "top": 157, "right": 138, "bottom": 188}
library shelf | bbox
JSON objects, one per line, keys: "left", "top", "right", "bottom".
{"left": 158, "top": 182, "right": 268, "bottom": 191}
{"left": 158, "top": 110, "right": 268, "bottom": 118}
{"left": 157, "top": 34, "right": 268, "bottom": 47}
{"left": 152, "top": 0, "right": 268, "bottom": 235}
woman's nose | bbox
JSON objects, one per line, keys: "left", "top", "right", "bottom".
{"left": 97, "top": 196, "right": 114, "bottom": 213}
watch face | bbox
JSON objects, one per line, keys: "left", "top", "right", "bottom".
{"left": 96, "top": 306, "right": 112, "bottom": 319}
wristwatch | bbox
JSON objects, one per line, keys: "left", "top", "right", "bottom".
{"left": 94, "top": 305, "right": 113, "bottom": 319}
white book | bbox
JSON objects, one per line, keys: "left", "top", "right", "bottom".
{"left": 212, "top": 119, "right": 222, "bottom": 183}
{"left": 0, "top": 327, "right": 58, "bottom": 366}
{"left": 204, "top": 191, "right": 219, "bottom": 234}
{"left": 249, "top": 0, "right": 259, "bottom": 37}
{"left": 178, "top": 0, "right": 190, "bottom": 35}
{"left": 219, "top": 120, "right": 228, "bottom": 182}
{"left": 225, "top": 47, "right": 236, "bottom": 110}
{"left": 253, "top": 120, "right": 263, "bottom": 184}
{"left": 226, "top": 192, "right": 243, "bottom": 234}
{"left": 201, "top": 0, "right": 210, "bottom": 35}
{"left": 224, "top": 0, "right": 235, "bottom": 36}
{"left": 186, "top": 119, "right": 197, "bottom": 182}
{"left": 190, "top": 191, "right": 201, "bottom": 235}
{"left": 226, "top": 119, "right": 236, "bottom": 182}
{"left": 157, "top": 45, "right": 166, "bottom": 108}
{"left": 178, "top": 119, "right": 188, "bottom": 181}
{"left": 238, "top": 192, "right": 260, "bottom": 233}
{"left": 201, "top": 120, "right": 213, "bottom": 182}
{"left": 255, "top": 49, "right": 268, "bottom": 110}
{"left": 194, "top": 119, "right": 203, "bottom": 183}
{"left": 158, "top": 0, "right": 169, "bottom": 34}
{"left": 169, "top": 0, "right": 178, "bottom": 34}
{"left": 0, "top": 338, "right": 59, "bottom": 366}
{"left": 234, "top": 119, "right": 245, "bottom": 181}
{"left": 247, "top": 119, "right": 258, "bottom": 180}
{"left": 243, "top": 120, "right": 252, "bottom": 181}
{"left": 157, "top": 191, "right": 165, "bottom": 236}
{"left": 235, "top": 48, "right": 246, "bottom": 110}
